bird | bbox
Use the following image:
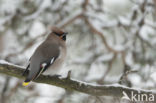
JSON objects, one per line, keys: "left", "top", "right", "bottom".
{"left": 22, "top": 27, "right": 67, "bottom": 86}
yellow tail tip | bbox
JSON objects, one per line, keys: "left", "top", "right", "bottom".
{"left": 22, "top": 82, "right": 29, "bottom": 86}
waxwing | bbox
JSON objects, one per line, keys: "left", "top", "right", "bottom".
{"left": 22, "top": 27, "right": 67, "bottom": 86}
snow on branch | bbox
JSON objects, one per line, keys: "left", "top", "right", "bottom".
{"left": 0, "top": 60, "right": 155, "bottom": 99}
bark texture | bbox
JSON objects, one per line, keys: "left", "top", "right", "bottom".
{"left": 0, "top": 61, "right": 155, "bottom": 99}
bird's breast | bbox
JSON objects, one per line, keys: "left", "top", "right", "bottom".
{"left": 43, "top": 46, "right": 66, "bottom": 75}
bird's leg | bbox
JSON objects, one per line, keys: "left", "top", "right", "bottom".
{"left": 66, "top": 70, "right": 71, "bottom": 79}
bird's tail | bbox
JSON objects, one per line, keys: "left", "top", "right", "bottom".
{"left": 22, "top": 79, "right": 30, "bottom": 86}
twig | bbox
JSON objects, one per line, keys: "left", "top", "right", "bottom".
{"left": 59, "top": 13, "right": 83, "bottom": 29}
{"left": 66, "top": 70, "right": 71, "bottom": 79}
{"left": 0, "top": 61, "right": 155, "bottom": 98}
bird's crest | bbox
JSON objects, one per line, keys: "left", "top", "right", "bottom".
{"left": 51, "top": 26, "right": 65, "bottom": 36}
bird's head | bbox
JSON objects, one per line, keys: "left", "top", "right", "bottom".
{"left": 51, "top": 27, "right": 68, "bottom": 41}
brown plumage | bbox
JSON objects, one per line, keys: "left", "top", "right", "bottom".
{"left": 51, "top": 27, "right": 65, "bottom": 35}
{"left": 22, "top": 27, "right": 67, "bottom": 86}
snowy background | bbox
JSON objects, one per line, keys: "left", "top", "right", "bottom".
{"left": 0, "top": 0, "right": 156, "bottom": 103}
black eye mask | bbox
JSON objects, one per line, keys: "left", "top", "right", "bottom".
{"left": 62, "top": 35, "right": 66, "bottom": 41}
{"left": 52, "top": 32, "right": 62, "bottom": 36}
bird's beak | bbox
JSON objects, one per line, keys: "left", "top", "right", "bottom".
{"left": 63, "top": 32, "right": 68, "bottom": 36}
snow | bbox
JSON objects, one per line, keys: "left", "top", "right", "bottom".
{"left": 29, "top": 21, "right": 46, "bottom": 38}
{"left": 139, "top": 25, "right": 154, "bottom": 41}
{"left": 150, "top": 72, "right": 156, "bottom": 82}
{"left": 113, "top": 45, "right": 125, "bottom": 51}
{"left": 119, "top": 16, "right": 131, "bottom": 26}
{"left": 36, "top": 84, "right": 65, "bottom": 97}
{"left": 85, "top": 63, "right": 106, "bottom": 81}
{"left": 0, "top": 60, "right": 9, "bottom": 64}
{"left": 0, "top": 0, "right": 156, "bottom": 103}
{"left": 96, "top": 53, "right": 114, "bottom": 62}
{"left": 57, "top": 10, "right": 82, "bottom": 27}
{"left": 128, "top": 74, "right": 142, "bottom": 86}
{"left": 0, "top": 0, "right": 20, "bottom": 14}
{"left": 24, "top": 0, "right": 52, "bottom": 21}
{"left": 0, "top": 59, "right": 25, "bottom": 70}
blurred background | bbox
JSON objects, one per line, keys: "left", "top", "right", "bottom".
{"left": 0, "top": 0, "right": 156, "bottom": 103}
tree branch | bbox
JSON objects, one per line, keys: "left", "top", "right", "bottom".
{"left": 0, "top": 60, "right": 155, "bottom": 99}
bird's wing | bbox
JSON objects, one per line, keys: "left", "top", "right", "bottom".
{"left": 31, "top": 42, "right": 60, "bottom": 80}
{"left": 35, "top": 57, "right": 55, "bottom": 79}
{"left": 22, "top": 58, "right": 31, "bottom": 76}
